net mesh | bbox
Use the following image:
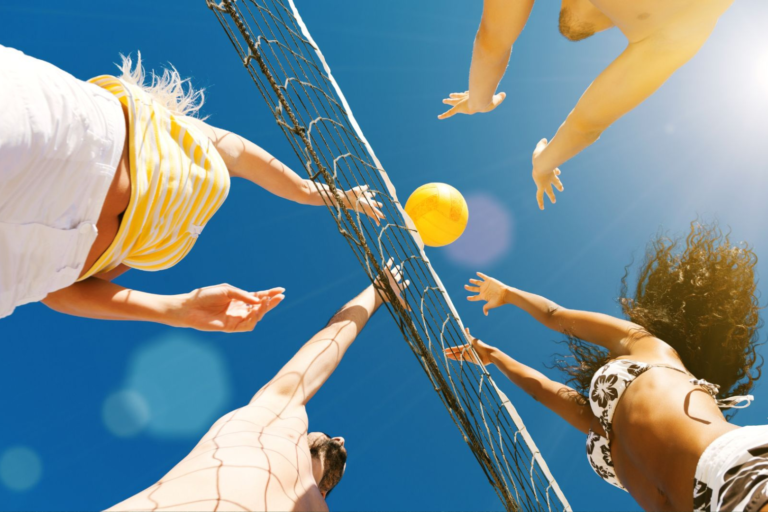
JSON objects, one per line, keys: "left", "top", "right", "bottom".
{"left": 206, "top": 1, "right": 571, "bottom": 510}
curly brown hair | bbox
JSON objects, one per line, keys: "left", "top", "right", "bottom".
{"left": 554, "top": 221, "right": 763, "bottom": 409}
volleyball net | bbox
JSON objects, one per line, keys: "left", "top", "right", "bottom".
{"left": 206, "top": 1, "right": 570, "bottom": 510}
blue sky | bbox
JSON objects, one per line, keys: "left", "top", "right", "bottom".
{"left": 1, "top": 1, "right": 767, "bottom": 510}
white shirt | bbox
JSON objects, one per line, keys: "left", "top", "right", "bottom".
{"left": 0, "top": 46, "right": 125, "bottom": 318}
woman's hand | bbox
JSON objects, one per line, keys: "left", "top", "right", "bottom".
{"left": 339, "top": 185, "right": 385, "bottom": 226}
{"left": 178, "top": 284, "right": 285, "bottom": 333}
{"left": 438, "top": 91, "right": 506, "bottom": 120}
{"left": 444, "top": 327, "right": 496, "bottom": 366}
{"left": 532, "top": 138, "right": 564, "bottom": 210}
{"left": 465, "top": 272, "right": 510, "bottom": 316}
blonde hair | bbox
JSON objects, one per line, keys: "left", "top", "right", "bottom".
{"left": 117, "top": 52, "right": 206, "bottom": 118}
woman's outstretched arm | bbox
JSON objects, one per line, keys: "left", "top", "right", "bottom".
{"left": 186, "top": 118, "right": 384, "bottom": 224}
{"left": 446, "top": 328, "right": 592, "bottom": 434}
{"left": 465, "top": 272, "right": 651, "bottom": 356}
{"left": 42, "top": 278, "right": 284, "bottom": 333}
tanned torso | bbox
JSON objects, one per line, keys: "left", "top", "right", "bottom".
{"left": 586, "top": 0, "right": 734, "bottom": 42}
{"left": 108, "top": 402, "right": 327, "bottom": 512}
{"left": 594, "top": 354, "right": 739, "bottom": 511}
{"left": 78, "top": 101, "right": 132, "bottom": 279}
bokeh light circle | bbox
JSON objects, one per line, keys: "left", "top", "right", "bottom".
{"left": 123, "top": 333, "right": 232, "bottom": 439}
{"left": 444, "top": 193, "right": 513, "bottom": 267}
{"left": 0, "top": 446, "right": 43, "bottom": 492}
{"left": 102, "top": 389, "right": 151, "bottom": 438}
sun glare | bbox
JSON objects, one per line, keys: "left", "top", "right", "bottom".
{"left": 754, "top": 53, "right": 768, "bottom": 90}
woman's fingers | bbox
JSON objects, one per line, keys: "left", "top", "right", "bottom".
{"left": 464, "top": 284, "right": 480, "bottom": 293}
{"left": 536, "top": 187, "right": 545, "bottom": 210}
{"left": 252, "top": 287, "right": 286, "bottom": 299}
{"left": 476, "top": 272, "right": 490, "bottom": 281}
{"left": 467, "top": 295, "right": 482, "bottom": 301}
{"left": 224, "top": 285, "right": 261, "bottom": 304}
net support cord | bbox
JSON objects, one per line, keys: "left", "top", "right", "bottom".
{"left": 207, "top": 1, "right": 570, "bottom": 510}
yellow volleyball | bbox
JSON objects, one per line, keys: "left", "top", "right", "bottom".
{"left": 404, "top": 183, "right": 469, "bottom": 247}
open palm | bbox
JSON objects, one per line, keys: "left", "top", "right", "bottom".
{"left": 438, "top": 91, "right": 506, "bottom": 119}
{"left": 182, "top": 284, "right": 285, "bottom": 333}
{"left": 465, "top": 272, "right": 507, "bottom": 316}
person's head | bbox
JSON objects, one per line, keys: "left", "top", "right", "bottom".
{"left": 307, "top": 432, "right": 347, "bottom": 498}
{"left": 555, "top": 221, "right": 763, "bottom": 410}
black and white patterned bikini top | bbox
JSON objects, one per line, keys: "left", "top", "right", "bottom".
{"left": 586, "top": 359, "right": 753, "bottom": 491}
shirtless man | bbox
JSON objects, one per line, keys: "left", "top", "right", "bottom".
{"left": 108, "top": 264, "right": 407, "bottom": 511}
{"left": 438, "top": 0, "right": 734, "bottom": 210}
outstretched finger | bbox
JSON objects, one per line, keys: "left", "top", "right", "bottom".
{"left": 469, "top": 278, "right": 482, "bottom": 286}
{"left": 225, "top": 285, "right": 261, "bottom": 305}
{"left": 449, "top": 92, "right": 467, "bottom": 98}
{"left": 545, "top": 184, "right": 556, "bottom": 205}
{"left": 536, "top": 188, "right": 545, "bottom": 210}
{"left": 476, "top": 272, "right": 490, "bottom": 281}
{"left": 444, "top": 347, "right": 462, "bottom": 361}
{"left": 252, "top": 288, "right": 286, "bottom": 299}
{"left": 464, "top": 284, "right": 480, "bottom": 293}
{"left": 438, "top": 105, "right": 461, "bottom": 120}
{"left": 255, "top": 294, "right": 285, "bottom": 323}
{"left": 467, "top": 295, "right": 482, "bottom": 302}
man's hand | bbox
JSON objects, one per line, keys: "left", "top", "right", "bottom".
{"left": 340, "top": 185, "right": 385, "bottom": 226}
{"left": 438, "top": 91, "right": 506, "bottom": 120}
{"left": 375, "top": 258, "right": 410, "bottom": 310}
{"left": 178, "top": 284, "right": 285, "bottom": 333}
{"left": 444, "top": 327, "right": 496, "bottom": 366}
{"left": 465, "top": 272, "right": 509, "bottom": 316}
{"left": 532, "top": 138, "right": 564, "bottom": 210}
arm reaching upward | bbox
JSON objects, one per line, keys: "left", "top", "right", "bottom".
{"left": 446, "top": 328, "right": 592, "bottom": 434}
{"left": 439, "top": 0, "right": 535, "bottom": 119}
{"left": 465, "top": 272, "right": 652, "bottom": 356}
{"left": 253, "top": 262, "right": 409, "bottom": 409}
{"left": 531, "top": 18, "right": 718, "bottom": 209}
{"left": 185, "top": 117, "right": 384, "bottom": 224}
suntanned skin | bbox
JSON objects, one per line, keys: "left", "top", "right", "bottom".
{"left": 448, "top": 272, "right": 758, "bottom": 512}
{"left": 440, "top": 0, "right": 734, "bottom": 210}
{"left": 40, "top": 84, "right": 383, "bottom": 331}
{"left": 108, "top": 266, "right": 407, "bottom": 511}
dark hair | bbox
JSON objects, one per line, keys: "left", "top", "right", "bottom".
{"left": 554, "top": 222, "right": 763, "bottom": 410}
{"left": 309, "top": 434, "right": 347, "bottom": 496}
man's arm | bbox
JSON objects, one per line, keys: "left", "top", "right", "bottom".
{"left": 532, "top": 18, "right": 718, "bottom": 207}
{"left": 252, "top": 263, "right": 408, "bottom": 409}
{"left": 439, "top": 0, "right": 535, "bottom": 119}
{"left": 252, "top": 284, "right": 383, "bottom": 408}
